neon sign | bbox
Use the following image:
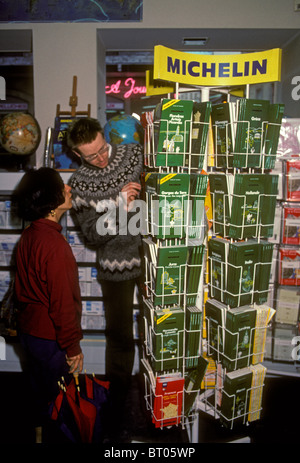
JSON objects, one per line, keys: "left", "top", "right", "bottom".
{"left": 105, "top": 77, "right": 147, "bottom": 99}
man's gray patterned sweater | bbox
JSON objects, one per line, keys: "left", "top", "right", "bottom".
{"left": 69, "top": 143, "right": 144, "bottom": 282}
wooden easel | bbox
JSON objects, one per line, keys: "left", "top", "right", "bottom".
{"left": 46, "top": 76, "right": 91, "bottom": 169}
{"left": 56, "top": 75, "right": 91, "bottom": 117}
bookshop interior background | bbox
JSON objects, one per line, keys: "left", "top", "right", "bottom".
{"left": 0, "top": 46, "right": 276, "bottom": 130}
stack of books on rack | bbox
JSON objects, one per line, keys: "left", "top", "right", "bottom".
{"left": 205, "top": 299, "right": 275, "bottom": 370}
{"left": 141, "top": 356, "right": 185, "bottom": 429}
{"left": 144, "top": 302, "right": 185, "bottom": 372}
{"left": 209, "top": 172, "right": 279, "bottom": 239}
{"left": 220, "top": 363, "right": 267, "bottom": 428}
{"left": 142, "top": 171, "right": 208, "bottom": 240}
{"left": 142, "top": 98, "right": 211, "bottom": 170}
{"left": 204, "top": 97, "right": 285, "bottom": 430}
{"left": 141, "top": 97, "right": 212, "bottom": 427}
{"left": 208, "top": 237, "right": 274, "bottom": 307}
{"left": 211, "top": 99, "right": 284, "bottom": 170}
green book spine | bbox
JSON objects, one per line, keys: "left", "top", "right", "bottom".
{"left": 259, "top": 175, "right": 279, "bottom": 237}
{"left": 185, "top": 307, "right": 202, "bottom": 367}
{"left": 208, "top": 237, "right": 228, "bottom": 303}
{"left": 209, "top": 173, "right": 232, "bottom": 236}
{"left": 254, "top": 241, "right": 274, "bottom": 304}
{"left": 205, "top": 298, "right": 226, "bottom": 361}
{"left": 186, "top": 244, "right": 205, "bottom": 305}
{"left": 189, "top": 102, "right": 212, "bottom": 169}
{"left": 223, "top": 306, "right": 257, "bottom": 371}
{"left": 211, "top": 102, "right": 235, "bottom": 168}
{"left": 189, "top": 173, "right": 208, "bottom": 239}
{"left": 263, "top": 103, "right": 285, "bottom": 169}
{"left": 220, "top": 367, "right": 253, "bottom": 428}
{"left": 184, "top": 355, "right": 209, "bottom": 415}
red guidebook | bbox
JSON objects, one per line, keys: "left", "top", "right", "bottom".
{"left": 152, "top": 374, "right": 184, "bottom": 428}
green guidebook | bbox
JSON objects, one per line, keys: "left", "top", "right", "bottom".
{"left": 211, "top": 102, "right": 236, "bottom": 168}
{"left": 186, "top": 244, "right": 205, "bottom": 306}
{"left": 185, "top": 306, "right": 202, "bottom": 368}
{"left": 154, "top": 98, "right": 194, "bottom": 167}
{"left": 188, "top": 173, "right": 208, "bottom": 240}
{"left": 142, "top": 236, "right": 158, "bottom": 288}
{"left": 220, "top": 367, "right": 253, "bottom": 428}
{"left": 154, "top": 245, "right": 188, "bottom": 306}
{"left": 209, "top": 172, "right": 234, "bottom": 236}
{"left": 225, "top": 239, "right": 260, "bottom": 308}
{"left": 187, "top": 101, "right": 212, "bottom": 169}
{"left": 150, "top": 306, "right": 185, "bottom": 372}
{"left": 208, "top": 237, "right": 229, "bottom": 302}
{"left": 148, "top": 173, "right": 190, "bottom": 239}
{"left": 233, "top": 98, "right": 270, "bottom": 168}
{"left": 144, "top": 172, "right": 159, "bottom": 236}
{"left": 223, "top": 305, "right": 257, "bottom": 371}
{"left": 184, "top": 355, "right": 209, "bottom": 416}
{"left": 263, "top": 103, "right": 285, "bottom": 169}
{"left": 259, "top": 174, "right": 279, "bottom": 237}
{"left": 254, "top": 240, "right": 274, "bottom": 304}
{"left": 205, "top": 298, "right": 227, "bottom": 362}
{"left": 229, "top": 174, "right": 279, "bottom": 239}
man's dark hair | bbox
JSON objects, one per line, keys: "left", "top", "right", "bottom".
{"left": 66, "top": 117, "right": 104, "bottom": 154}
{"left": 13, "top": 167, "right": 65, "bottom": 221}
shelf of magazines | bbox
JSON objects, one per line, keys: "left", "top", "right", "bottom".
{"left": 196, "top": 361, "right": 266, "bottom": 430}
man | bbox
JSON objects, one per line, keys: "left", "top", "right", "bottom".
{"left": 67, "top": 117, "right": 144, "bottom": 442}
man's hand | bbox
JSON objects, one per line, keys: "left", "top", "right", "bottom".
{"left": 66, "top": 352, "right": 84, "bottom": 374}
{"left": 121, "top": 182, "right": 141, "bottom": 210}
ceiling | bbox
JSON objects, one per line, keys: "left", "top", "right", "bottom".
{"left": 1, "top": 27, "right": 299, "bottom": 55}
{"left": 99, "top": 27, "right": 300, "bottom": 53}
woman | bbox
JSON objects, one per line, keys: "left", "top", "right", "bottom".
{"left": 14, "top": 167, "right": 83, "bottom": 442}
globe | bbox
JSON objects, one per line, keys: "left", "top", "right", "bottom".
{"left": 104, "top": 114, "right": 144, "bottom": 145}
{"left": 0, "top": 112, "right": 41, "bottom": 155}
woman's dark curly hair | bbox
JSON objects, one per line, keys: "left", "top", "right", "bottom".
{"left": 13, "top": 167, "right": 65, "bottom": 221}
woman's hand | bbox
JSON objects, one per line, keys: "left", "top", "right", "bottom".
{"left": 66, "top": 352, "right": 84, "bottom": 374}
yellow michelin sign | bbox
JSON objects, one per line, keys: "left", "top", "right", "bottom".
{"left": 153, "top": 45, "right": 282, "bottom": 86}
{"left": 145, "top": 70, "right": 175, "bottom": 96}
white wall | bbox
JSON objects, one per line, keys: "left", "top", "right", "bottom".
{"left": 32, "top": 24, "right": 98, "bottom": 166}
{"left": 281, "top": 33, "right": 300, "bottom": 117}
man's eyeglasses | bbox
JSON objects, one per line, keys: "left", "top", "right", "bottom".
{"left": 82, "top": 143, "right": 109, "bottom": 162}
